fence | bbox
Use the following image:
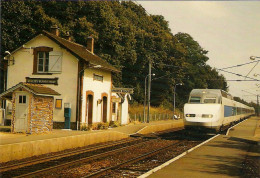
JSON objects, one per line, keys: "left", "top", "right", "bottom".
{"left": 129, "top": 112, "right": 182, "bottom": 123}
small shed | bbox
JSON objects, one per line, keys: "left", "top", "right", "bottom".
{"left": 111, "top": 88, "right": 133, "bottom": 125}
{"left": 0, "top": 82, "right": 60, "bottom": 134}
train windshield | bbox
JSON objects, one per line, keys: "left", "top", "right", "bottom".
{"left": 188, "top": 89, "right": 222, "bottom": 104}
{"left": 189, "top": 96, "right": 219, "bottom": 104}
{"left": 189, "top": 97, "right": 201, "bottom": 103}
{"left": 204, "top": 98, "right": 216, "bottom": 103}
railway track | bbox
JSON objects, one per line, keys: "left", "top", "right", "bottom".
{"left": 83, "top": 141, "right": 184, "bottom": 178}
{"left": 1, "top": 127, "right": 182, "bottom": 172}
{"left": 0, "top": 137, "right": 147, "bottom": 177}
{"left": 83, "top": 130, "right": 213, "bottom": 178}
{"left": 0, "top": 138, "right": 140, "bottom": 172}
{"left": 50, "top": 129, "right": 211, "bottom": 177}
{"left": 1, "top": 128, "right": 212, "bottom": 178}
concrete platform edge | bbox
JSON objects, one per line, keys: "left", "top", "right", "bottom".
{"left": 0, "top": 120, "right": 185, "bottom": 163}
{"left": 137, "top": 120, "right": 183, "bottom": 135}
{"left": 0, "top": 131, "right": 128, "bottom": 163}
{"left": 254, "top": 119, "right": 260, "bottom": 138}
{"left": 226, "top": 118, "right": 248, "bottom": 136}
{"left": 138, "top": 134, "right": 220, "bottom": 178}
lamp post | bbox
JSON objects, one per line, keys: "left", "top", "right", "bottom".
{"left": 248, "top": 55, "right": 260, "bottom": 116}
{"left": 173, "top": 83, "right": 183, "bottom": 117}
{"left": 143, "top": 73, "right": 155, "bottom": 122}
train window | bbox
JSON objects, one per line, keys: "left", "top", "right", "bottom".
{"left": 204, "top": 98, "right": 216, "bottom": 103}
{"left": 232, "top": 107, "right": 237, "bottom": 116}
{"left": 189, "top": 97, "right": 201, "bottom": 103}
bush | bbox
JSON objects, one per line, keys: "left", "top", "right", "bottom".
{"left": 81, "top": 124, "right": 88, "bottom": 131}
{"left": 109, "top": 121, "right": 120, "bottom": 128}
{"left": 97, "top": 122, "right": 109, "bottom": 130}
{"left": 91, "top": 123, "right": 99, "bottom": 130}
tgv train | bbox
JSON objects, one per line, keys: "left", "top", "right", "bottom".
{"left": 184, "top": 89, "right": 255, "bottom": 132}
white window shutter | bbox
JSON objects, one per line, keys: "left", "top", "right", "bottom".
{"left": 49, "top": 51, "right": 62, "bottom": 73}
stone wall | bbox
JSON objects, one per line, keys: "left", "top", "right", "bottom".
{"left": 30, "top": 96, "right": 53, "bottom": 133}
{"left": 11, "top": 92, "right": 16, "bottom": 133}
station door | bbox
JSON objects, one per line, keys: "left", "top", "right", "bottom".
{"left": 14, "top": 92, "right": 28, "bottom": 132}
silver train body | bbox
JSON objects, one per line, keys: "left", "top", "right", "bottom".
{"left": 184, "top": 89, "right": 255, "bottom": 132}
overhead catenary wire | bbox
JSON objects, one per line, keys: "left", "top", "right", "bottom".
{"left": 244, "top": 60, "right": 259, "bottom": 79}
{"left": 220, "top": 59, "right": 260, "bottom": 70}
{"left": 217, "top": 68, "right": 260, "bottom": 81}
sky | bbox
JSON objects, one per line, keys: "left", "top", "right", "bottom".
{"left": 137, "top": 1, "right": 260, "bottom": 103}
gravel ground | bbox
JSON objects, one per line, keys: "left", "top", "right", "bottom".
{"left": 2, "top": 130, "right": 258, "bottom": 178}
{"left": 241, "top": 143, "right": 260, "bottom": 178}
{"left": 42, "top": 130, "right": 208, "bottom": 177}
{"left": 44, "top": 139, "right": 176, "bottom": 177}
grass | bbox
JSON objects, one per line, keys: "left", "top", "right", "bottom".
{"left": 129, "top": 104, "right": 183, "bottom": 122}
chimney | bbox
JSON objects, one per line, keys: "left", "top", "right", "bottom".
{"left": 87, "top": 36, "right": 94, "bottom": 53}
{"left": 50, "top": 25, "right": 59, "bottom": 36}
{"left": 64, "top": 32, "right": 71, "bottom": 41}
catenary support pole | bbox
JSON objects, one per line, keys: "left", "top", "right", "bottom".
{"left": 257, "top": 95, "right": 259, "bottom": 116}
{"left": 147, "top": 60, "right": 151, "bottom": 123}
{"left": 143, "top": 77, "right": 147, "bottom": 122}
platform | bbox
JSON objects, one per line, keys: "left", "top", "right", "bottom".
{"left": 141, "top": 116, "right": 260, "bottom": 178}
{"left": 0, "top": 119, "right": 183, "bottom": 163}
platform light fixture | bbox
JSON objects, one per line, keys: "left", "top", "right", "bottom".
{"left": 250, "top": 56, "right": 260, "bottom": 60}
{"left": 4, "top": 51, "right": 15, "bottom": 65}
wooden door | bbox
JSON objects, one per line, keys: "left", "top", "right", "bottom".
{"left": 87, "top": 95, "right": 93, "bottom": 125}
{"left": 102, "top": 96, "right": 107, "bottom": 123}
{"left": 15, "top": 93, "right": 28, "bottom": 132}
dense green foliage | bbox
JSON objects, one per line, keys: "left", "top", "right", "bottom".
{"left": 1, "top": 0, "right": 228, "bottom": 109}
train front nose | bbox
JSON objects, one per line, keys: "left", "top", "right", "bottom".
{"left": 184, "top": 104, "right": 221, "bottom": 128}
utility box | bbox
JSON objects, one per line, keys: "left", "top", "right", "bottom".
{"left": 64, "top": 103, "right": 71, "bottom": 129}
{"left": 64, "top": 108, "right": 71, "bottom": 118}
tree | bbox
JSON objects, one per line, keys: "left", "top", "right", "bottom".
{"left": 1, "top": 1, "right": 228, "bottom": 109}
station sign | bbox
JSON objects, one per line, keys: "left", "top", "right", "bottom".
{"left": 26, "top": 77, "right": 59, "bottom": 85}
{"left": 112, "top": 88, "right": 134, "bottom": 94}
{"left": 112, "top": 97, "right": 121, "bottom": 102}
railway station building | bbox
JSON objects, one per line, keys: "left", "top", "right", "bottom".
{"left": 0, "top": 25, "right": 133, "bottom": 133}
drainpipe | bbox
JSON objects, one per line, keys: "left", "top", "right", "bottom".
{"left": 76, "top": 61, "right": 84, "bottom": 131}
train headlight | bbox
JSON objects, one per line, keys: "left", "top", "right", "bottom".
{"left": 202, "top": 114, "right": 213, "bottom": 118}
{"left": 186, "top": 114, "right": 196, "bottom": 117}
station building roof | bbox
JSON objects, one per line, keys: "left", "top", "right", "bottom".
{"left": 0, "top": 82, "right": 60, "bottom": 100}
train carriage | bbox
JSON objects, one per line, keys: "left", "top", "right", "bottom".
{"left": 184, "top": 89, "right": 255, "bottom": 132}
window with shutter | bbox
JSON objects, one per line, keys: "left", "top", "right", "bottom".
{"left": 37, "top": 52, "right": 49, "bottom": 73}
{"left": 33, "top": 47, "right": 62, "bottom": 74}
{"left": 49, "top": 51, "right": 62, "bottom": 73}
{"left": 33, "top": 47, "right": 53, "bottom": 74}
